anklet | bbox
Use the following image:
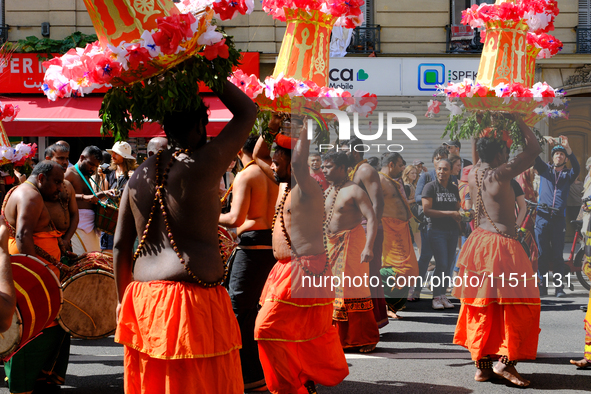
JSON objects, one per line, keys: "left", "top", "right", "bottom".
{"left": 475, "top": 357, "right": 493, "bottom": 369}
{"left": 499, "top": 355, "right": 518, "bottom": 366}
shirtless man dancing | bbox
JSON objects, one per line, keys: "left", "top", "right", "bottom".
{"left": 219, "top": 135, "right": 278, "bottom": 391}
{"left": 322, "top": 150, "right": 379, "bottom": 352}
{"left": 340, "top": 137, "right": 387, "bottom": 328}
{"left": 253, "top": 115, "right": 349, "bottom": 394}
{"left": 378, "top": 153, "right": 419, "bottom": 319}
{"left": 452, "top": 114, "right": 542, "bottom": 387}
{"left": 113, "top": 80, "right": 257, "bottom": 393}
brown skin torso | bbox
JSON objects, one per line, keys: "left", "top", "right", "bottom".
{"left": 468, "top": 164, "right": 517, "bottom": 237}
{"left": 380, "top": 174, "right": 411, "bottom": 222}
{"left": 272, "top": 183, "right": 325, "bottom": 261}
{"left": 219, "top": 163, "right": 279, "bottom": 235}
{"left": 46, "top": 180, "right": 74, "bottom": 232}
{"left": 65, "top": 167, "right": 96, "bottom": 210}
{"left": 324, "top": 182, "right": 365, "bottom": 234}
{"left": 4, "top": 185, "right": 54, "bottom": 234}
{"left": 128, "top": 150, "right": 226, "bottom": 283}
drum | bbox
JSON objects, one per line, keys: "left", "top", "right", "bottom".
{"left": 58, "top": 252, "right": 117, "bottom": 339}
{"left": 218, "top": 226, "right": 236, "bottom": 264}
{"left": 96, "top": 202, "right": 119, "bottom": 235}
{"left": 0, "top": 255, "right": 63, "bottom": 360}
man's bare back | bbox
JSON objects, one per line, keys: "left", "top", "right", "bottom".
{"left": 380, "top": 175, "right": 411, "bottom": 222}
{"left": 126, "top": 150, "right": 226, "bottom": 283}
{"left": 221, "top": 164, "right": 278, "bottom": 235}
{"left": 468, "top": 165, "right": 518, "bottom": 237}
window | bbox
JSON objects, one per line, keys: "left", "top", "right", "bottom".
{"left": 578, "top": 0, "right": 591, "bottom": 53}
{"left": 448, "top": 0, "right": 493, "bottom": 53}
{"left": 347, "top": 0, "right": 380, "bottom": 54}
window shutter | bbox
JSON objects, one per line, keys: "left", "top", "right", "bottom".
{"left": 580, "top": 0, "right": 591, "bottom": 28}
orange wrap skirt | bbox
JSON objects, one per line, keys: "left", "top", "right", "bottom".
{"left": 452, "top": 228, "right": 541, "bottom": 361}
{"left": 115, "top": 281, "right": 243, "bottom": 394}
{"left": 255, "top": 254, "right": 349, "bottom": 394}
{"left": 381, "top": 217, "right": 419, "bottom": 280}
{"left": 327, "top": 225, "right": 379, "bottom": 349}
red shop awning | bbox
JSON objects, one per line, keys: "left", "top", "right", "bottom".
{"left": 2, "top": 95, "right": 232, "bottom": 138}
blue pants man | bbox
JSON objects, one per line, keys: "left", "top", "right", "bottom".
{"left": 535, "top": 212, "right": 567, "bottom": 296}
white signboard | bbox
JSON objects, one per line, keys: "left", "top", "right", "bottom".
{"left": 401, "top": 57, "right": 481, "bottom": 96}
{"left": 328, "top": 58, "right": 402, "bottom": 95}
{"left": 329, "top": 57, "right": 481, "bottom": 96}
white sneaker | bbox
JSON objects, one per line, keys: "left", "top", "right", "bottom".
{"left": 432, "top": 296, "right": 444, "bottom": 310}
{"left": 440, "top": 295, "right": 455, "bottom": 309}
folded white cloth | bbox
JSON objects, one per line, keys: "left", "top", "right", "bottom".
{"left": 78, "top": 208, "right": 95, "bottom": 233}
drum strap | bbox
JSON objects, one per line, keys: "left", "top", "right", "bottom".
{"left": 74, "top": 164, "right": 116, "bottom": 208}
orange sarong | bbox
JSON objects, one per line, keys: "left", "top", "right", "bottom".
{"left": 381, "top": 216, "right": 419, "bottom": 280}
{"left": 255, "top": 254, "right": 349, "bottom": 394}
{"left": 115, "top": 281, "right": 243, "bottom": 394}
{"left": 452, "top": 227, "right": 541, "bottom": 361}
{"left": 328, "top": 224, "right": 379, "bottom": 349}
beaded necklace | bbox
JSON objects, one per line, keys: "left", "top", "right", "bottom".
{"left": 133, "top": 149, "right": 228, "bottom": 287}
{"left": 324, "top": 179, "right": 348, "bottom": 235}
{"left": 272, "top": 183, "right": 331, "bottom": 277}
{"left": 475, "top": 167, "right": 517, "bottom": 240}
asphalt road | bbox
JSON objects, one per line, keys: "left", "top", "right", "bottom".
{"left": 1, "top": 279, "right": 590, "bottom": 393}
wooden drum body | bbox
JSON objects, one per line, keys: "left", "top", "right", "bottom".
{"left": 58, "top": 252, "right": 117, "bottom": 339}
{"left": 0, "top": 254, "right": 63, "bottom": 360}
{"left": 96, "top": 202, "right": 118, "bottom": 235}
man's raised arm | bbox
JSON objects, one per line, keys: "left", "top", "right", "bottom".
{"left": 292, "top": 119, "right": 320, "bottom": 197}
{"left": 502, "top": 114, "right": 542, "bottom": 179}
{"left": 206, "top": 80, "right": 257, "bottom": 172}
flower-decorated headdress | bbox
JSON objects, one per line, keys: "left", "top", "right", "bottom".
{"left": 43, "top": 0, "right": 254, "bottom": 140}
{"left": 425, "top": 0, "right": 566, "bottom": 151}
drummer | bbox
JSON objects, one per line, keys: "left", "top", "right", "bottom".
{"left": 45, "top": 143, "right": 79, "bottom": 255}
{"left": 65, "top": 146, "right": 104, "bottom": 255}
{"left": 2, "top": 160, "right": 71, "bottom": 393}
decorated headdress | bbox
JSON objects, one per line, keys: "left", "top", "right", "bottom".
{"left": 425, "top": 0, "right": 565, "bottom": 151}
{"left": 228, "top": 0, "right": 377, "bottom": 149}
{"left": 42, "top": 0, "right": 254, "bottom": 140}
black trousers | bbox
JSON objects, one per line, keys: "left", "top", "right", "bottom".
{"left": 228, "top": 229, "right": 276, "bottom": 388}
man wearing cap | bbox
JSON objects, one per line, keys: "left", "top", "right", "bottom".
{"left": 65, "top": 146, "right": 104, "bottom": 255}
{"left": 444, "top": 140, "right": 472, "bottom": 171}
{"left": 534, "top": 136, "right": 580, "bottom": 297}
{"left": 413, "top": 159, "right": 426, "bottom": 173}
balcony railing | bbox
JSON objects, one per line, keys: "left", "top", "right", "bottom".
{"left": 347, "top": 25, "right": 381, "bottom": 54}
{"left": 576, "top": 26, "right": 591, "bottom": 54}
{"left": 445, "top": 25, "right": 483, "bottom": 54}
{"left": 0, "top": 25, "right": 7, "bottom": 44}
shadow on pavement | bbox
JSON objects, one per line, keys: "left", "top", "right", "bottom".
{"left": 322, "top": 380, "right": 473, "bottom": 393}
{"left": 486, "top": 372, "right": 591, "bottom": 391}
{"left": 380, "top": 331, "right": 455, "bottom": 344}
{"left": 59, "top": 373, "right": 124, "bottom": 394}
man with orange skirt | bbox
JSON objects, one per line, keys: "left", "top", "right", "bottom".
{"left": 378, "top": 153, "right": 419, "bottom": 319}
{"left": 113, "top": 81, "right": 257, "bottom": 394}
{"left": 453, "top": 114, "right": 542, "bottom": 387}
{"left": 2, "top": 161, "right": 71, "bottom": 394}
{"left": 322, "top": 151, "right": 379, "bottom": 353}
{"left": 253, "top": 116, "right": 349, "bottom": 393}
